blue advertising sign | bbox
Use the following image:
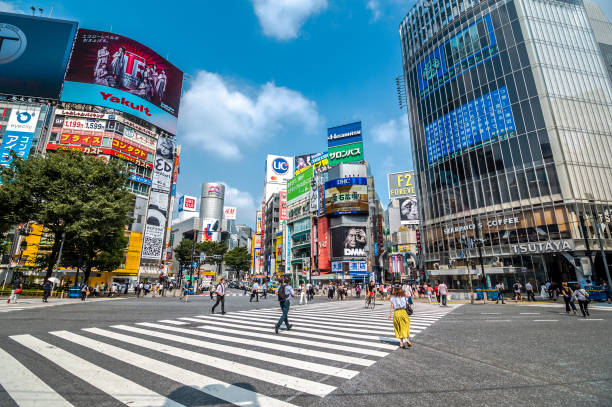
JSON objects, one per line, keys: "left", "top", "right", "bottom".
{"left": 417, "top": 14, "right": 498, "bottom": 99}
{"left": 327, "top": 121, "right": 362, "bottom": 147}
{"left": 128, "top": 173, "right": 152, "bottom": 185}
{"left": 325, "top": 177, "right": 367, "bottom": 189}
{"left": 0, "top": 106, "right": 40, "bottom": 170}
{"left": 425, "top": 86, "right": 515, "bottom": 163}
{"left": 331, "top": 261, "right": 342, "bottom": 273}
{"left": 0, "top": 12, "right": 77, "bottom": 99}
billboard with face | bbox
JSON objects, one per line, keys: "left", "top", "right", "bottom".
{"left": 151, "top": 137, "right": 175, "bottom": 193}
{"left": 331, "top": 226, "right": 367, "bottom": 258}
{"left": 399, "top": 196, "right": 419, "bottom": 224}
{"left": 324, "top": 177, "right": 368, "bottom": 215}
{"left": 61, "top": 28, "right": 183, "bottom": 134}
{"left": 294, "top": 154, "right": 313, "bottom": 175}
{"left": 0, "top": 12, "right": 77, "bottom": 99}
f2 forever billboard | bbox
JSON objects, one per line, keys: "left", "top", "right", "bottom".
{"left": 61, "top": 29, "right": 183, "bottom": 134}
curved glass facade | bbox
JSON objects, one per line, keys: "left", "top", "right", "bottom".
{"left": 400, "top": 0, "right": 612, "bottom": 286}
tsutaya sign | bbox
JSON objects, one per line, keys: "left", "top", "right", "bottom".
{"left": 511, "top": 240, "right": 574, "bottom": 254}
{"left": 444, "top": 216, "right": 519, "bottom": 235}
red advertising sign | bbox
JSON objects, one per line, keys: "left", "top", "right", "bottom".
{"left": 107, "top": 148, "right": 153, "bottom": 169}
{"left": 64, "top": 29, "right": 183, "bottom": 117}
{"left": 317, "top": 216, "right": 331, "bottom": 271}
{"left": 279, "top": 191, "right": 287, "bottom": 221}
{"left": 46, "top": 143, "right": 101, "bottom": 155}
{"left": 59, "top": 133, "right": 102, "bottom": 146}
{"left": 112, "top": 138, "right": 148, "bottom": 159}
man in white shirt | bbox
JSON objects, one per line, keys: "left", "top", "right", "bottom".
{"left": 525, "top": 281, "right": 535, "bottom": 301}
{"left": 438, "top": 282, "right": 448, "bottom": 306}
{"left": 211, "top": 278, "right": 226, "bottom": 315}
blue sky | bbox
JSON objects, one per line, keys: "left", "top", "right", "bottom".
{"left": 2, "top": 0, "right": 611, "bottom": 228}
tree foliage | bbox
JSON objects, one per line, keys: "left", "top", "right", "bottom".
{"left": 224, "top": 246, "right": 251, "bottom": 273}
{"left": 173, "top": 238, "right": 198, "bottom": 267}
{"left": 0, "top": 151, "right": 134, "bottom": 281}
{"left": 197, "top": 240, "right": 227, "bottom": 265}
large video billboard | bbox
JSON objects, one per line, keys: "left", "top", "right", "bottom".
{"left": 0, "top": 12, "right": 77, "bottom": 99}
{"left": 61, "top": 29, "right": 183, "bottom": 134}
{"left": 331, "top": 226, "right": 367, "bottom": 258}
{"left": 325, "top": 177, "right": 368, "bottom": 215}
{"left": 327, "top": 121, "right": 362, "bottom": 148}
{"left": 388, "top": 171, "right": 415, "bottom": 199}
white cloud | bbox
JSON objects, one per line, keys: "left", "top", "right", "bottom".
{"left": 222, "top": 184, "right": 257, "bottom": 227}
{"left": 367, "top": 0, "right": 382, "bottom": 21}
{"left": 371, "top": 115, "right": 411, "bottom": 145}
{"left": 0, "top": 1, "right": 20, "bottom": 12}
{"left": 179, "top": 70, "right": 321, "bottom": 160}
{"left": 251, "top": 0, "right": 328, "bottom": 40}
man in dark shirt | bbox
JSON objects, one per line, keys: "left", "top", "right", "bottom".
{"left": 8, "top": 278, "right": 23, "bottom": 304}
{"left": 42, "top": 280, "right": 53, "bottom": 302}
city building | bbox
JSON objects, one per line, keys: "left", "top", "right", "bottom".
{"left": 400, "top": 0, "right": 612, "bottom": 288}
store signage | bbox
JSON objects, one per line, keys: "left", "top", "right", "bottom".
{"left": 60, "top": 133, "right": 102, "bottom": 146}
{"left": 511, "top": 240, "right": 574, "bottom": 254}
{"left": 328, "top": 141, "right": 364, "bottom": 166}
{"left": 178, "top": 195, "right": 197, "bottom": 212}
{"left": 224, "top": 206, "right": 237, "bottom": 220}
{"left": 443, "top": 217, "right": 520, "bottom": 235}
{"left": 327, "top": 121, "right": 362, "bottom": 148}
{"left": 128, "top": 173, "right": 152, "bottom": 185}
{"left": 388, "top": 171, "right": 415, "bottom": 199}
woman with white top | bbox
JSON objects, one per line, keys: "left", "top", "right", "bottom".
{"left": 388, "top": 286, "right": 411, "bottom": 348}
{"left": 571, "top": 286, "right": 590, "bottom": 317}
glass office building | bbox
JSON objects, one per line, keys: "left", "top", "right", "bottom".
{"left": 400, "top": 0, "right": 612, "bottom": 287}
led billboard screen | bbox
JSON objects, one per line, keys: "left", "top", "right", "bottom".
{"left": 425, "top": 86, "right": 515, "bottom": 163}
{"left": 324, "top": 177, "right": 368, "bottom": 215}
{"left": 331, "top": 226, "right": 367, "bottom": 258}
{"left": 61, "top": 29, "right": 183, "bottom": 134}
{"left": 0, "top": 12, "right": 77, "bottom": 99}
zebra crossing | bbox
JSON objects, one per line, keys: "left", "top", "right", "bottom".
{"left": 0, "top": 297, "right": 125, "bottom": 313}
{"left": 1, "top": 301, "right": 460, "bottom": 406}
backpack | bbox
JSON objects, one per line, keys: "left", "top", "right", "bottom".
{"left": 278, "top": 284, "right": 288, "bottom": 301}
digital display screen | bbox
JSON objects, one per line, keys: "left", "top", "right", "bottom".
{"left": 417, "top": 14, "right": 498, "bottom": 99}
{"left": 425, "top": 86, "right": 515, "bottom": 163}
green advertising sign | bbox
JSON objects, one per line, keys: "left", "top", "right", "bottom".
{"left": 287, "top": 165, "right": 313, "bottom": 201}
{"left": 328, "top": 141, "right": 364, "bottom": 166}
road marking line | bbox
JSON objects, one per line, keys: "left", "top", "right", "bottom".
{"left": 113, "top": 323, "right": 358, "bottom": 379}
{"left": 520, "top": 313, "right": 540, "bottom": 315}
{"left": 0, "top": 346, "right": 74, "bottom": 407}
{"left": 49, "top": 330, "right": 295, "bottom": 407}
{"left": 10, "top": 335, "right": 184, "bottom": 407}
{"left": 580, "top": 318, "right": 603, "bottom": 321}
{"left": 181, "top": 316, "right": 397, "bottom": 350}
{"left": 481, "top": 313, "right": 501, "bottom": 315}
{"left": 260, "top": 310, "right": 445, "bottom": 324}
{"left": 253, "top": 311, "right": 399, "bottom": 328}
{"left": 137, "top": 322, "right": 375, "bottom": 366}
{"left": 533, "top": 319, "right": 558, "bottom": 322}
{"left": 157, "top": 320, "right": 189, "bottom": 325}
{"left": 484, "top": 319, "right": 511, "bottom": 322}
{"left": 87, "top": 327, "right": 335, "bottom": 397}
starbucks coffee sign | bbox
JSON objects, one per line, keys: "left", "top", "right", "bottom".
{"left": 511, "top": 240, "right": 574, "bottom": 254}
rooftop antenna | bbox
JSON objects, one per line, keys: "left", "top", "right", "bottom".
{"left": 396, "top": 75, "right": 407, "bottom": 110}
{"left": 38, "top": 8, "right": 43, "bottom": 16}
{"left": 30, "top": 6, "right": 35, "bottom": 15}
{"left": 48, "top": 5, "right": 54, "bottom": 17}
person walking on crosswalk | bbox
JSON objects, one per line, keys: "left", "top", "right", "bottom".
{"left": 388, "top": 285, "right": 411, "bottom": 348}
{"left": 211, "top": 278, "right": 226, "bottom": 314}
{"left": 299, "top": 283, "right": 308, "bottom": 305}
{"left": 275, "top": 277, "right": 295, "bottom": 334}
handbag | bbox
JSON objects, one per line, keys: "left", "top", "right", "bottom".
{"left": 405, "top": 303, "right": 414, "bottom": 315}
{"left": 14, "top": 288, "right": 22, "bottom": 294}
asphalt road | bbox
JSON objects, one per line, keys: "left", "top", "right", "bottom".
{"left": 0, "top": 291, "right": 610, "bottom": 406}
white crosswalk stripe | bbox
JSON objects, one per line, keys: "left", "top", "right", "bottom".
{"left": 1, "top": 301, "right": 459, "bottom": 406}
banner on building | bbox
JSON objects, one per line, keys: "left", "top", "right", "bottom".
{"left": 61, "top": 28, "right": 183, "bottom": 134}
{"left": 266, "top": 154, "right": 293, "bottom": 183}
{"left": 287, "top": 165, "right": 313, "bottom": 201}
{"left": 317, "top": 216, "right": 330, "bottom": 270}
{"left": 150, "top": 137, "right": 175, "bottom": 193}
{"left": 178, "top": 195, "right": 197, "bottom": 212}
{"left": 387, "top": 171, "right": 416, "bottom": 199}
{"left": 141, "top": 190, "right": 168, "bottom": 260}
{"left": 324, "top": 177, "right": 368, "bottom": 215}
{"left": 224, "top": 206, "right": 237, "bottom": 220}
{"left": 279, "top": 191, "right": 287, "bottom": 221}
{"left": 328, "top": 141, "right": 364, "bottom": 166}
{"left": 331, "top": 226, "right": 367, "bottom": 258}
{"left": 0, "top": 106, "right": 41, "bottom": 169}
{"left": 294, "top": 154, "right": 313, "bottom": 175}
{"left": 0, "top": 12, "right": 77, "bottom": 99}
{"left": 202, "top": 218, "right": 221, "bottom": 242}
{"left": 327, "top": 121, "right": 362, "bottom": 148}
{"left": 311, "top": 151, "right": 329, "bottom": 173}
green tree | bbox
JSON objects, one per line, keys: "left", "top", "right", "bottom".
{"left": 224, "top": 246, "right": 251, "bottom": 275}
{"left": 173, "top": 238, "right": 200, "bottom": 268}
{"left": 197, "top": 240, "right": 227, "bottom": 266}
{"left": 0, "top": 151, "right": 134, "bottom": 280}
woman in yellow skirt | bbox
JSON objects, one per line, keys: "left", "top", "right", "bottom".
{"left": 388, "top": 285, "right": 411, "bottom": 348}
